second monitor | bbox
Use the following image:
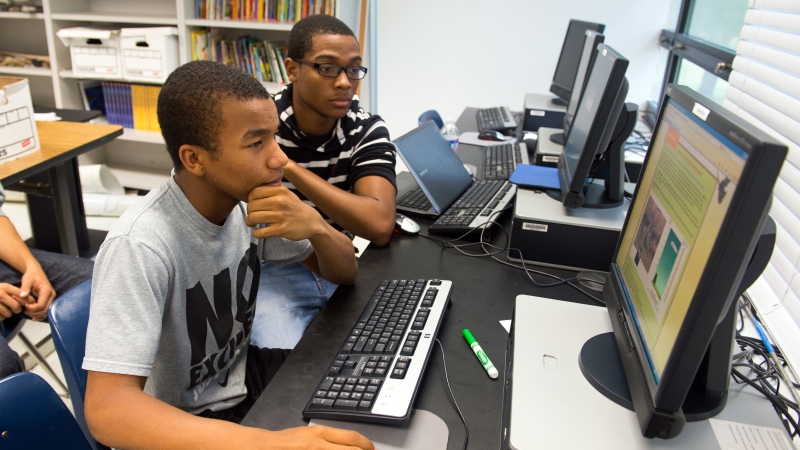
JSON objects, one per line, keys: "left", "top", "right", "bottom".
{"left": 551, "top": 43, "right": 636, "bottom": 209}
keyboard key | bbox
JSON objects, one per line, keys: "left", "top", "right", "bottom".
{"left": 358, "top": 401, "right": 372, "bottom": 411}
{"left": 319, "top": 377, "right": 334, "bottom": 390}
{"left": 351, "top": 392, "right": 363, "bottom": 401}
{"left": 363, "top": 393, "right": 375, "bottom": 401}
{"left": 310, "top": 398, "right": 335, "bottom": 409}
{"left": 326, "top": 391, "right": 338, "bottom": 399}
{"left": 391, "top": 368, "right": 407, "bottom": 379}
{"left": 315, "top": 390, "right": 327, "bottom": 398}
{"left": 334, "top": 399, "right": 359, "bottom": 410}
{"left": 400, "top": 346, "right": 415, "bottom": 356}
{"left": 331, "top": 383, "right": 343, "bottom": 391}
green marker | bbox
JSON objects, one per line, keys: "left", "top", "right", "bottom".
{"left": 462, "top": 329, "right": 498, "bottom": 379}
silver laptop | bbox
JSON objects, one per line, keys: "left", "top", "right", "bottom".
{"left": 393, "top": 122, "right": 517, "bottom": 231}
{"left": 505, "top": 296, "right": 787, "bottom": 449}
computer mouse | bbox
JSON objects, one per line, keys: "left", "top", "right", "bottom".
{"left": 394, "top": 213, "right": 420, "bottom": 235}
{"left": 478, "top": 130, "right": 507, "bottom": 141}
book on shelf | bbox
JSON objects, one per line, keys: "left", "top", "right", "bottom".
{"left": 191, "top": 28, "right": 290, "bottom": 84}
{"left": 197, "top": 0, "right": 336, "bottom": 22}
{"left": 102, "top": 82, "right": 161, "bottom": 132}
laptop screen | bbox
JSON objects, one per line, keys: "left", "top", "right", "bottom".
{"left": 393, "top": 121, "right": 473, "bottom": 214}
{"left": 612, "top": 98, "right": 747, "bottom": 384}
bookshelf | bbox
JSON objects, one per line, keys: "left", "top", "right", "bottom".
{"left": 3, "top": 0, "right": 355, "bottom": 190}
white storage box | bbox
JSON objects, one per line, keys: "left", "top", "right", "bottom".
{"left": 120, "top": 27, "right": 179, "bottom": 83}
{"left": 0, "top": 77, "right": 40, "bottom": 164}
{"left": 57, "top": 27, "right": 122, "bottom": 79}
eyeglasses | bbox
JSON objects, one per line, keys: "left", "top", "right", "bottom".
{"left": 295, "top": 59, "right": 368, "bottom": 80}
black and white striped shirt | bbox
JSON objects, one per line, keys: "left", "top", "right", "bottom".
{"left": 271, "top": 84, "right": 396, "bottom": 219}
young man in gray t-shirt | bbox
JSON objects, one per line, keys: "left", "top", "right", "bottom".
{"left": 83, "top": 61, "right": 372, "bottom": 449}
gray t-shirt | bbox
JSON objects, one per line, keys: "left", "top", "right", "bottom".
{"left": 83, "top": 177, "right": 313, "bottom": 413}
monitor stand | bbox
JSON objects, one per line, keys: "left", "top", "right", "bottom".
{"left": 578, "top": 215, "right": 776, "bottom": 421}
{"left": 545, "top": 181, "right": 622, "bottom": 209}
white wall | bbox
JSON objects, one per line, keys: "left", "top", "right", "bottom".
{"left": 375, "top": 0, "right": 675, "bottom": 139}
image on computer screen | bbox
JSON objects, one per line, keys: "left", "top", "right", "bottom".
{"left": 612, "top": 98, "right": 747, "bottom": 383}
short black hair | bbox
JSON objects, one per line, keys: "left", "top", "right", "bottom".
{"left": 157, "top": 60, "right": 271, "bottom": 170}
{"left": 288, "top": 14, "right": 356, "bottom": 60}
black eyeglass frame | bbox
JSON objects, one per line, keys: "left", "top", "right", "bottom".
{"left": 294, "top": 59, "right": 368, "bottom": 80}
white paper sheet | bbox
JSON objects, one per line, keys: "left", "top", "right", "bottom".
{"left": 709, "top": 419, "right": 793, "bottom": 450}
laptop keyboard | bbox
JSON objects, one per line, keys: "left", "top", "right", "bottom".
{"left": 430, "top": 180, "right": 513, "bottom": 231}
{"left": 483, "top": 143, "right": 525, "bottom": 180}
{"left": 397, "top": 187, "right": 433, "bottom": 212}
{"left": 302, "top": 279, "right": 452, "bottom": 424}
{"left": 476, "top": 106, "right": 517, "bottom": 132}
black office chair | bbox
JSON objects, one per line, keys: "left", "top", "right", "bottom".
{"left": 418, "top": 110, "right": 444, "bottom": 129}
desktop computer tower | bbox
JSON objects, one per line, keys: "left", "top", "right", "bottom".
{"left": 522, "top": 93, "right": 566, "bottom": 132}
{"left": 508, "top": 187, "right": 628, "bottom": 272}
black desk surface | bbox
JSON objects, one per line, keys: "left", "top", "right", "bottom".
{"left": 241, "top": 217, "right": 598, "bottom": 448}
{"left": 242, "top": 107, "right": 602, "bottom": 448}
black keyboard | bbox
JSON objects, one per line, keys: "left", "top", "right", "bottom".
{"left": 483, "top": 143, "right": 525, "bottom": 180}
{"left": 397, "top": 187, "right": 433, "bottom": 213}
{"left": 429, "top": 180, "right": 514, "bottom": 233}
{"left": 302, "top": 279, "right": 453, "bottom": 424}
{"left": 476, "top": 106, "right": 517, "bottom": 132}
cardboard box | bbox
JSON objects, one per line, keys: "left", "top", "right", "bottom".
{"left": 120, "top": 27, "right": 179, "bottom": 83}
{"left": 57, "top": 27, "right": 122, "bottom": 79}
{"left": 0, "top": 77, "right": 40, "bottom": 164}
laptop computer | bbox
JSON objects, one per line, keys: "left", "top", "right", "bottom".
{"left": 393, "top": 121, "right": 517, "bottom": 233}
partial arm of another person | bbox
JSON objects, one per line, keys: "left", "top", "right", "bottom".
{"left": 0, "top": 216, "right": 56, "bottom": 320}
{"left": 283, "top": 164, "right": 396, "bottom": 247}
{"left": 246, "top": 185, "right": 358, "bottom": 285}
{"left": 85, "top": 371, "right": 373, "bottom": 450}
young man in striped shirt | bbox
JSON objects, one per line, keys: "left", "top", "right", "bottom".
{"left": 251, "top": 15, "right": 397, "bottom": 349}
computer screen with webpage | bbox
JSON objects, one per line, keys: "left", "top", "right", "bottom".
{"left": 613, "top": 98, "right": 747, "bottom": 384}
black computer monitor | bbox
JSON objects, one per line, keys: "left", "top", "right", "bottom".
{"left": 549, "top": 19, "right": 605, "bottom": 106}
{"left": 552, "top": 43, "right": 630, "bottom": 209}
{"left": 549, "top": 30, "right": 605, "bottom": 145}
{"left": 601, "top": 84, "right": 786, "bottom": 438}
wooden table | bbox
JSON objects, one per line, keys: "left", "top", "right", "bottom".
{"left": 1, "top": 121, "right": 123, "bottom": 255}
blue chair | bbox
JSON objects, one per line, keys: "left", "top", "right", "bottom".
{"left": 48, "top": 279, "right": 109, "bottom": 450}
{"left": 0, "top": 372, "right": 92, "bottom": 450}
{"left": 418, "top": 110, "right": 444, "bottom": 129}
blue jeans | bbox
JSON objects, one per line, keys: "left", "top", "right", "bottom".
{"left": 1, "top": 249, "right": 94, "bottom": 378}
{"left": 250, "top": 262, "right": 337, "bottom": 349}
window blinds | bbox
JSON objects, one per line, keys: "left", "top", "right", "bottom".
{"left": 723, "top": 0, "right": 800, "bottom": 369}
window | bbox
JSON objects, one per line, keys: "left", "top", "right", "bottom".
{"left": 696, "top": 1, "right": 800, "bottom": 382}
{"left": 659, "top": 0, "right": 748, "bottom": 102}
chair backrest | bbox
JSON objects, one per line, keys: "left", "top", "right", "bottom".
{"left": 48, "top": 279, "right": 109, "bottom": 450}
{"left": 0, "top": 372, "right": 93, "bottom": 450}
{"left": 418, "top": 110, "right": 444, "bottom": 129}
